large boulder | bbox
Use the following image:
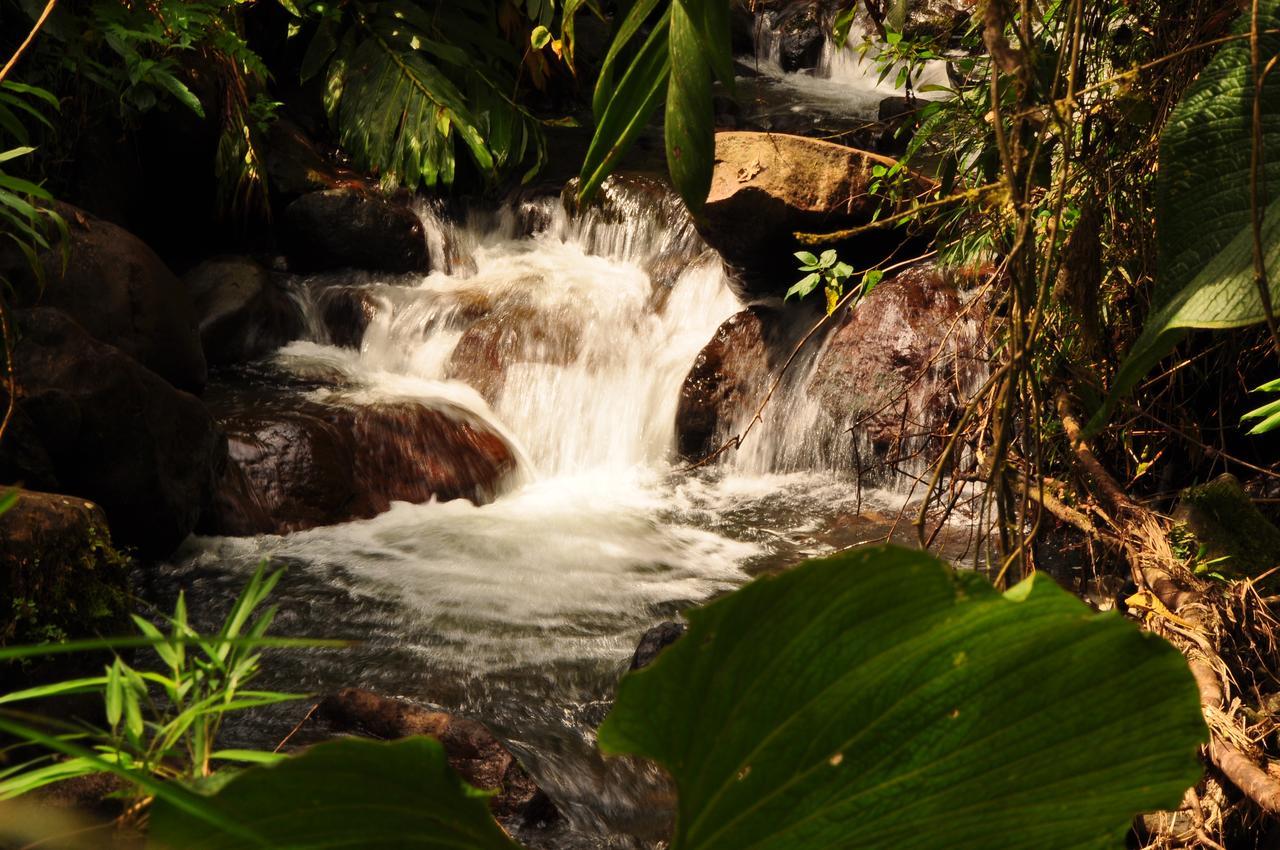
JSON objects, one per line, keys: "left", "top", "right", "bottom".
{"left": 202, "top": 393, "right": 518, "bottom": 535}
{"left": 318, "top": 688, "right": 558, "bottom": 827}
{"left": 0, "top": 310, "right": 224, "bottom": 557}
{"left": 697, "top": 132, "right": 933, "bottom": 297}
{"left": 281, "top": 189, "right": 429, "bottom": 274}
{"left": 630, "top": 622, "right": 687, "bottom": 671}
{"left": 809, "top": 264, "right": 987, "bottom": 462}
{"left": 0, "top": 203, "right": 207, "bottom": 392}
{"left": 185, "top": 256, "right": 305, "bottom": 365}
{"left": 0, "top": 491, "right": 130, "bottom": 664}
{"left": 675, "top": 306, "right": 793, "bottom": 461}
{"left": 770, "top": 3, "right": 826, "bottom": 71}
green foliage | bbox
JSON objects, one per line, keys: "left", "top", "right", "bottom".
{"left": 148, "top": 737, "right": 521, "bottom": 850}
{"left": 0, "top": 82, "right": 64, "bottom": 291}
{"left": 0, "top": 564, "right": 300, "bottom": 801}
{"left": 579, "top": 0, "right": 733, "bottom": 212}
{"left": 1095, "top": 0, "right": 1280, "bottom": 429}
{"left": 599, "top": 545, "right": 1206, "bottom": 850}
{"left": 787, "top": 249, "right": 859, "bottom": 314}
{"left": 0, "top": 546, "right": 1205, "bottom": 848}
{"left": 1242, "top": 377, "right": 1280, "bottom": 434}
{"left": 295, "top": 0, "right": 548, "bottom": 189}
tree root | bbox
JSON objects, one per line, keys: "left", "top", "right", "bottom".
{"left": 1057, "top": 393, "right": 1280, "bottom": 833}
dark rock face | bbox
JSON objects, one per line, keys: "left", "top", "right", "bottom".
{"left": 676, "top": 307, "right": 786, "bottom": 462}
{"left": 1176, "top": 474, "right": 1280, "bottom": 586}
{"left": 202, "top": 394, "right": 518, "bottom": 535}
{"left": 809, "top": 264, "right": 987, "bottom": 458}
{"left": 319, "top": 688, "right": 559, "bottom": 827}
{"left": 630, "top": 622, "right": 687, "bottom": 671}
{"left": 264, "top": 118, "right": 370, "bottom": 201}
{"left": 697, "top": 132, "right": 934, "bottom": 298}
{"left": 0, "top": 203, "right": 207, "bottom": 393}
{"left": 1, "top": 310, "right": 224, "bottom": 557}
{"left": 281, "top": 189, "right": 430, "bottom": 274}
{"left": 774, "top": 4, "right": 825, "bottom": 71}
{"left": 0, "top": 491, "right": 130, "bottom": 660}
{"left": 185, "top": 256, "right": 305, "bottom": 365}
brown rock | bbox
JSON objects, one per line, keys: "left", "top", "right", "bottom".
{"left": 319, "top": 688, "right": 558, "bottom": 826}
{"left": 809, "top": 264, "right": 987, "bottom": 460}
{"left": 697, "top": 132, "right": 934, "bottom": 297}
{"left": 445, "top": 304, "right": 582, "bottom": 405}
{"left": 0, "top": 203, "right": 207, "bottom": 392}
{"left": 1, "top": 309, "right": 224, "bottom": 557}
{"left": 675, "top": 306, "right": 789, "bottom": 461}
{"left": 316, "top": 285, "right": 383, "bottom": 349}
{"left": 202, "top": 394, "right": 518, "bottom": 535}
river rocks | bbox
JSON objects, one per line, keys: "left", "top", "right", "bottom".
{"left": 319, "top": 688, "right": 558, "bottom": 826}
{"left": 445, "top": 305, "right": 583, "bottom": 405}
{"left": 697, "top": 132, "right": 934, "bottom": 297}
{"left": 0, "top": 203, "right": 207, "bottom": 393}
{"left": 676, "top": 307, "right": 786, "bottom": 461}
{"left": 281, "top": 189, "right": 429, "bottom": 274}
{"left": 202, "top": 394, "right": 517, "bottom": 535}
{"left": 316, "top": 285, "right": 384, "bottom": 349}
{"left": 809, "top": 264, "right": 986, "bottom": 459}
{"left": 264, "top": 117, "right": 369, "bottom": 200}
{"left": 1, "top": 310, "right": 224, "bottom": 557}
{"left": 185, "top": 256, "right": 305, "bottom": 365}
{"left": 0, "top": 491, "right": 130, "bottom": 665}
{"left": 630, "top": 622, "right": 687, "bottom": 671}
{"left": 772, "top": 3, "right": 826, "bottom": 71}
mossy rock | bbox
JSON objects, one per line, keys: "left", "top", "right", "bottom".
{"left": 0, "top": 490, "right": 131, "bottom": 690}
{"left": 1174, "top": 474, "right": 1280, "bottom": 586}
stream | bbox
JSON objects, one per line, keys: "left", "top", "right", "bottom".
{"left": 139, "top": 20, "right": 970, "bottom": 850}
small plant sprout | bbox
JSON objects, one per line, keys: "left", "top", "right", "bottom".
{"left": 1241, "top": 378, "right": 1280, "bottom": 435}
{"left": 787, "top": 250, "right": 883, "bottom": 315}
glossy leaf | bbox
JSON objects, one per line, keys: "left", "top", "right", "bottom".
{"left": 666, "top": 2, "right": 715, "bottom": 212}
{"left": 600, "top": 545, "right": 1205, "bottom": 850}
{"left": 148, "top": 737, "right": 520, "bottom": 850}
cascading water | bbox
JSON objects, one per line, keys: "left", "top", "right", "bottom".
{"left": 148, "top": 177, "right": 946, "bottom": 848}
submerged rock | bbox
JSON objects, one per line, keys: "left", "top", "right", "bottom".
{"left": 696, "top": 132, "right": 933, "bottom": 298}
{"left": 316, "top": 285, "right": 384, "bottom": 349}
{"left": 445, "top": 304, "right": 583, "bottom": 405}
{"left": 319, "top": 688, "right": 559, "bottom": 827}
{"left": 185, "top": 256, "right": 305, "bottom": 365}
{"left": 0, "top": 203, "right": 207, "bottom": 393}
{"left": 809, "top": 264, "right": 987, "bottom": 461}
{"left": 203, "top": 393, "right": 518, "bottom": 535}
{"left": 281, "top": 189, "right": 429, "bottom": 274}
{"left": 0, "top": 491, "right": 130, "bottom": 677}
{"left": 630, "top": 622, "right": 687, "bottom": 670}
{"left": 1, "top": 309, "right": 224, "bottom": 557}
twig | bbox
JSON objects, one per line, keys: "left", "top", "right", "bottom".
{"left": 0, "top": 0, "right": 57, "bottom": 86}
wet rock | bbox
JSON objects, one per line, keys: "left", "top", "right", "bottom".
{"left": 774, "top": 4, "right": 825, "bottom": 72}
{"left": 0, "top": 203, "right": 207, "bottom": 393}
{"left": 809, "top": 264, "right": 987, "bottom": 461}
{"left": 316, "top": 285, "right": 384, "bottom": 349}
{"left": 876, "top": 95, "right": 922, "bottom": 155}
{"left": 0, "top": 491, "right": 130, "bottom": 675}
{"left": 319, "top": 688, "right": 559, "bottom": 827}
{"left": 901, "top": 0, "right": 973, "bottom": 44}
{"left": 676, "top": 307, "right": 789, "bottom": 462}
{"left": 697, "top": 132, "right": 934, "bottom": 298}
{"left": 281, "top": 189, "right": 429, "bottom": 274}
{"left": 630, "top": 622, "right": 687, "bottom": 670}
{"left": 202, "top": 394, "right": 518, "bottom": 535}
{"left": 445, "top": 305, "right": 582, "bottom": 405}
{"left": 0, "top": 310, "right": 224, "bottom": 557}
{"left": 185, "top": 256, "right": 305, "bottom": 365}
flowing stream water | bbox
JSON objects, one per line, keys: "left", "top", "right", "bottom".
{"left": 143, "top": 29, "right": 971, "bottom": 849}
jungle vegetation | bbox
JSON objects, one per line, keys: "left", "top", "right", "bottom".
{"left": 2, "top": 0, "right": 1280, "bottom": 847}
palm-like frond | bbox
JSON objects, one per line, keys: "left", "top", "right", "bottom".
{"left": 0, "top": 83, "right": 65, "bottom": 297}
{"left": 313, "top": 0, "right": 548, "bottom": 189}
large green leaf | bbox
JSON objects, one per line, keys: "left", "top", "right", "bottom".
{"left": 1095, "top": 0, "right": 1280, "bottom": 429}
{"left": 147, "top": 737, "right": 520, "bottom": 850}
{"left": 600, "top": 545, "right": 1205, "bottom": 850}
{"left": 666, "top": 1, "right": 715, "bottom": 212}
